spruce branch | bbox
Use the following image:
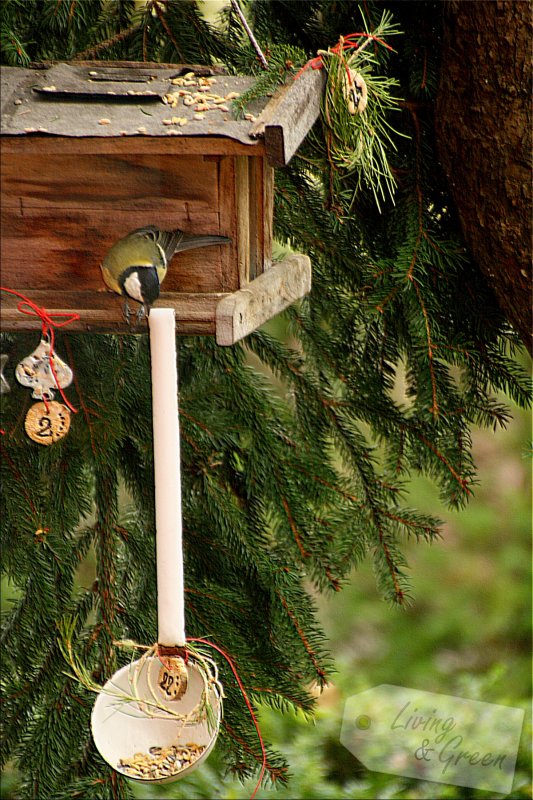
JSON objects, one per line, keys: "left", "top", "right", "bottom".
{"left": 71, "top": 23, "right": 140, "bottom": 60}
{"left": 151, "top": 0, "right": 185, "bottom": 61}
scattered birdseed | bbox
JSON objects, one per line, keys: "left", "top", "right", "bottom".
{"left": 14, "top": 99, "right": 22, "bottom": 105}
{"left": 193, "top": 113, "right": 205, "bottom": 120}
{"left": 98, "top": 118, "right": 111, "bottom": 125}
{"left": 163, "top": 78, "right": 239, "bottom": 115}
{"left": 118, "top": 743, "right": 206, "bottom": 780}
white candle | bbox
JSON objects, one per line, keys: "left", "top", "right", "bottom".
{"left": 148, "top": 309, "right": 185, "bottom": 647}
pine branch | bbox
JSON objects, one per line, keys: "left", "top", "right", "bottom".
{"left": 72, "top": 23, "right": 141, "bottom": 60}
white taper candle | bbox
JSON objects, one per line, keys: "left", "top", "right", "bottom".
{"left": 148, "top": 309, "right": 186, "bottom": 647}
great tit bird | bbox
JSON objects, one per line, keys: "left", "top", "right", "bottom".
{"left": 100, "top": 225, "right": 231, "bottom": 323}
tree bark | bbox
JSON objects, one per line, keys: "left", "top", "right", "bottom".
{"left": 435, "top": 0, "right": 532, "bottom": 354}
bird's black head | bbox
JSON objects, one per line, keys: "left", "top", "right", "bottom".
{"left": 119, "top": 267, "right": 160, "bottom": 307}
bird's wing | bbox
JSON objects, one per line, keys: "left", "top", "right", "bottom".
{"left": 155, "top": 230, "right": 186, "bottom": 262}
{"left": 128, "top": 227, "right": 184, "bottom": 263}
{"left": 128, "top": 225, "right": 160, "bottom": 241}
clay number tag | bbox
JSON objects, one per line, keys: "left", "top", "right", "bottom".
{"left": 25, "top": 401, "right": 71, "bottom": 445}
{"left": 158, "top": 657, "right": 188, "bottom": 702}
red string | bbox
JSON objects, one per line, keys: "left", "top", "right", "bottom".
{"left": 0, "top": 287, "right": 79, "bottom": 414}
{"left": 187, "top": 637, "right": 267, "bottom": 800}
{"left": 294, "top": 31, "right": 393, "bottom": 80}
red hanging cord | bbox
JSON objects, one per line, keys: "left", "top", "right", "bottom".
{"left": 0, "top": 287, "right": 79, "bottom": 414}
{"left": 294, "top": 31, "right": 393, "bottom": 81}
{"left": 187, "top": 637, "right": 267, "bottom": 800}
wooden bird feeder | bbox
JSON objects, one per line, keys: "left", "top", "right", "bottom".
{"left": 0, "top": 61, "right": 324, "bottom": 344}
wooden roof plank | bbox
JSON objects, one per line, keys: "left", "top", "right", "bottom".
{"left": 1, "top": 62, "right": 324, "bottom": 162}
{"left": 250, "top": 69, "right": 325, "bottom": 166}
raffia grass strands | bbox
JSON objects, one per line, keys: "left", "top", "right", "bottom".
{"left": 58, "top": 620, "right": 223, "bottom": 728}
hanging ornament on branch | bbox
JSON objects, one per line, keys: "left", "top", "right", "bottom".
{"left": 16, "top": 335, "right": 74, "bottom": 444}
{"left": 343, "top": 68, "right": 368, "bottom": 115}
{"left": 0, "top": 288, "right": 78, "bottom": 445}
{"left": 297, "top": 12, "right": 404, "bottom": 210}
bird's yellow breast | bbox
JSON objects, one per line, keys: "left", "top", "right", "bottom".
{"left": 100, "top": 264, "right": 121, "bottom": 295}
{"left": 156, "top": 264, "right": 167, "bottom": 285}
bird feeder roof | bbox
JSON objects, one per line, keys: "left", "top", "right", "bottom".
{"left": 1, "top": 61, "right": 324, "bottom": 167}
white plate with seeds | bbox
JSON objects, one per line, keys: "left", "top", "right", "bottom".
{"left": 91, "top": 656, "right": 221, "bottom": 784}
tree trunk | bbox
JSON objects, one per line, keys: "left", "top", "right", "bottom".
{"left": 435, "top": 0, "right": 532, "bottom": 354}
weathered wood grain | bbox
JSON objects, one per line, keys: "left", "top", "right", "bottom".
{"left": 250, "top": 70, "right": 325, "bottom": 166}
{"left": 248, "top": 157, "right": 260, "bottom": 281}
{"left": 1, "top": 148, "right": 234, "bottom": 294}
{"left": 235, "top": 156, "right": 251, "bottom": 288}
{"left": 36, "top": 60, "right": 227, "bottom": 73}
{"left": 215, "top": 253, "right": 311, "bottom": 345}
{"left": 0, "top": 290, "right": 222, "bottom": 334}
{"left": 262, "top": 162, "right": 274, "bottom": 273}
{"left": 1, "top": 153, "right": 219, "bottom": 210}
{"left": 1, "top": 135, "right": 266, "bottom": 157}
{"left": 217, "top": 155, "right": 239, "bottom": 292}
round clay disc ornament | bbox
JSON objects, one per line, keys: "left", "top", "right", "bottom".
{"left": 24, "top": 401, "right": 71, "bottom": 445}
{"left": 158, "top": 656, "right": 188, "bottom": 702}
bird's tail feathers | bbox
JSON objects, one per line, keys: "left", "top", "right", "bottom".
{"left": 173, "top": 232, "right": 232, "bottom": 256}
{"left": 128, "top": 226, "right": 230, "bottom": 260}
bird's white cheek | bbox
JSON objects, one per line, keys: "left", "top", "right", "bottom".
{"left": 123, "top": 273, "right": 144, "bottom": 303}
